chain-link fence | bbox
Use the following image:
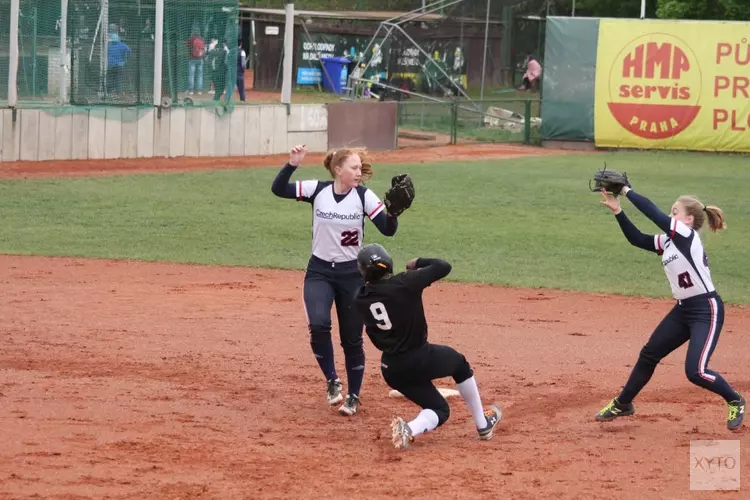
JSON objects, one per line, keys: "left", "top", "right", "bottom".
{"left": 162, "top": 0, "right": 238, "bottom": 107}
{"left": 1, "top": 0, "right": 240, "bottom": 110}
{"left": 65, "top": 0, "right": 156, "bottom": 105}
{"left": 510, "top": 15, "right": 545, "bottom": 88}
{"left": 396, "top": 97, "right": 541, "bottom": 146}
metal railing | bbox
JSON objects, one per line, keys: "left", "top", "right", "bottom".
{"left": 396, "top": 97, "right": 541, "bottom": 145}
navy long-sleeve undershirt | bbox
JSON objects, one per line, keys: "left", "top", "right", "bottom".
{"left": 406, "top": 258, "right": 452, "bottom": 290}
{"left": 615, "top": 210, "right": 656, "bottom": 253}
{"left": 625, "top": 189, "right": 673, "bottom": 235}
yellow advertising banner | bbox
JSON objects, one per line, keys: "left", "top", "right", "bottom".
{"left": 594, "top": 19, "right": 750, "bottom": 152}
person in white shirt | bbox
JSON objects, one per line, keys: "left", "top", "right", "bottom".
{"left": 271, "top": 145, "right": 400, "bottom": 416}
{"left": 596, "top": 185, "right": 744, "bottom": 431}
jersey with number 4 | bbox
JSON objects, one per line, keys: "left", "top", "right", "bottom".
{"left": 297, "top": 180, "right": 385, "bottom": 263}
{"left": 654, "top": 218, "right": 716, "bottom": 300}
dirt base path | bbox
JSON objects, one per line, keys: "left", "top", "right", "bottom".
{"left": 0, "top": 143, "right": 585, "bottom": 179}
{"left": 1, "top": 255, "right": 747, "bottom": 500}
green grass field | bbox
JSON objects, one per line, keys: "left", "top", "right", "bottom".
{"left": 2, "top": 150, "right": 750, "bottom": 303}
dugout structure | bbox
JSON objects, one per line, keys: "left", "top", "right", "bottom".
{"left": 241, "top": 5, "right": 510, "bottom": 93}
{"left": 1, "top": 0, "right": 240, "bottom": 110}
{"left": 346, "top": 0, "right": 527, "bottom": 103}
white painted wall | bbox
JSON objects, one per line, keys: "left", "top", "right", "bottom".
{"left": 0, "top": 104, "right": 329, "bottom": 163}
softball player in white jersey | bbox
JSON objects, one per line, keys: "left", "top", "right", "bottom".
{"left": 271, "top": 145, "right": 399, "bottom": 416}
{"left": 596, "top": 186, "right": 744, "bottom": 431}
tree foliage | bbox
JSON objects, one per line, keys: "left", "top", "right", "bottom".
{"left": 656, "top": 0, "right": 750, "bottom": 21}
{"left": 248, "top": 0, "right": 422, "bottom": 10}
{"left": 568, "top": 0, "right": 657, "bottom": 18}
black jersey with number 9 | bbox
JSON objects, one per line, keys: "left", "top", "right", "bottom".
{"left": 354, "top": 258, "right": 451, "bottom": 356}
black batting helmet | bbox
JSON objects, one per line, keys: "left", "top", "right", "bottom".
{"left": 357, "top": 243, "right": 393, "bottom": 282}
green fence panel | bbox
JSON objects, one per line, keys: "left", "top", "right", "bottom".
{"left": 0, "top": 3, "right": 9, "bottom": 103}
{"left": 540, "top": 16, "right": 599, "bottom": 142}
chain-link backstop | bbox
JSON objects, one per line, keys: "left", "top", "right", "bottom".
{"left": 1, "top": 0, "right": 239, "bottom": 109}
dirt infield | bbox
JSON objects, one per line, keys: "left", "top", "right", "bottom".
{"left": 1, "top": 146, "right": 745, "bottom": 499}
{"left": 1, "top": 255, "right": 748, "bottom": 500}
{"left": 0, "top": 143, "right": 583, "bottom": 179}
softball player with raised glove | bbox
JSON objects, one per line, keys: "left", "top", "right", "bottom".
{"left": 595, "top": 171, "right": 744, "bottom": 431}
{"left": 271, "top": 145, "right": 414, "bottom": 416}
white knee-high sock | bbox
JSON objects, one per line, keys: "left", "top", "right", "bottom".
{"left": 457, "top": 376, "right": 486, "bottom": 428}
{"left": 407, "top": 409, "right": 439, "bottom": 437}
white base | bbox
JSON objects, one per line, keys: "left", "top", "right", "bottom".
{"left": 389, "top": 388, "right": 461, "bottom": 399}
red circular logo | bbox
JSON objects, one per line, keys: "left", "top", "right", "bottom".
{"left": 607, "top": 33, "right": 702, "bottom": 139}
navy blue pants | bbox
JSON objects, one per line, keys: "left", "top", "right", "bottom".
{"left": 619, "top": 293, "right": 739, "bottom": 404}
{"left": 303, "top": 256, "right": 365, "bottom": 397}
{"left": 236, "top": 76, "right": 246, "bottom": 102}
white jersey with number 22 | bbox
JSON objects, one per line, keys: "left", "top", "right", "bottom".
{"left": 297, "top": 180, "right": 385, "bottom": 263}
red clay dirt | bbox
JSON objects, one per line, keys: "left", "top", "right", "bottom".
{"left": 1, "top": 255, "right": 748, "bottom": 500}
{"left": 0, "top": 143, "right": 583, "bottom": 179}
{"left": 1, "top": 146, "right": 746, "bottom": 499}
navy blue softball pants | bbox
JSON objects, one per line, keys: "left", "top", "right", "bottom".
{"left": 619, "top": 292, "right": 739, "bottom": 404}
{"left": 303, "top": 256, "right": 365, "bottom": 397}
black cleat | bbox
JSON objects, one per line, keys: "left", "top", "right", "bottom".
{"left": 327, "top": 378, "right": 343, "bottom": 405}
{"left": 478, "top": 404, "right": 503, "bottom": 440}
{"left": 727, "top": 394, "right": 745, "bottom": 431}
{"left": 596, "top": 398, "right": 635, "bottom": 422}
{"left": 338, "top": 394, "right": 360, "bottom": 416}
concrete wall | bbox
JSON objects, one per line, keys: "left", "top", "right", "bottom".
{"left": 0, "top": 104, "right": 329, "bottom": 162}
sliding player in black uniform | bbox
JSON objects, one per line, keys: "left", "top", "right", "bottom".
{"left": 353, "top": 243, "right": 502, "bottom": 449}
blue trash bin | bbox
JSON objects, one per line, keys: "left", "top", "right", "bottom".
{"left": 320, "top": 57, "right": 350, "bottom": 94}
